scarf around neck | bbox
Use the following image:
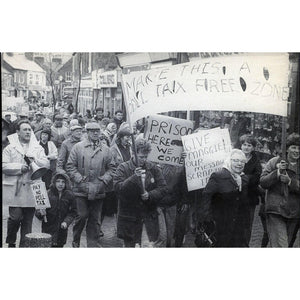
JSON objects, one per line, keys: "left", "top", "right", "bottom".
{"left": 223, "top": 158, "right": 243, "bottom": 191}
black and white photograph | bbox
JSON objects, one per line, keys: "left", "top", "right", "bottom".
{"left": 2, "top": 52, "right": 299, "bottom": 248}
{"left": 1, "top": 2, "right": 299, "bottom": 300}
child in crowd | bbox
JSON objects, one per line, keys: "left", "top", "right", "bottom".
{"left": 36, "top": 172, "right": 77, "bottom": 247}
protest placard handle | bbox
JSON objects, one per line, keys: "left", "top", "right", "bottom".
{"left": 280, "top": 116, "right": 288, "bottom": 197}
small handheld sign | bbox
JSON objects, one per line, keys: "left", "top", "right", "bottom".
{"left": 30, "top": 180, "right": 51, "bottom": 222}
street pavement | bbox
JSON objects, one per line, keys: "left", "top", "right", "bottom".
{"left": 2, "top": 204, "right": 299, "bottom": 248}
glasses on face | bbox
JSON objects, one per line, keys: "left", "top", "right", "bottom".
{"left": 231, "top": 159, "right": 246, "bottom": 164}
{"left": 88, "top": 130, "right": 100, "bottom": 133}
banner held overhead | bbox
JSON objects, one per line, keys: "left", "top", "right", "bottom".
{"left": 121, "top": 53, "right": 290, "bottom": 123}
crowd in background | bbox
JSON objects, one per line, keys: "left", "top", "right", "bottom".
{"left": 2, "top": 105, "right": 300, "bottom": 248}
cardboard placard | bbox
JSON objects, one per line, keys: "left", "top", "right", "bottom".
{"left": 145, "top": 115, "right": 194, "bottom": 166}
{"left": 30, "top": 180, "right": 51, "bottom": 209}
{"left": 182, "top": 128, "right": 232, "bottom": 191}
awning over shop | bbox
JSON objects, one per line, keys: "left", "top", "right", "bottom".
{"left": 28, "top": 90, "right": 37, "bottom": 97}
{"left": 28, "top": 90, "right": 41, "bottom": 98}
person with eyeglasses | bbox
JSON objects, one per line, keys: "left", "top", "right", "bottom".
{"left": 197, "top": 149, "right": 250, "bottom": 247}
{"left": 66, "top": 122, "right": 115, "bottom": 247}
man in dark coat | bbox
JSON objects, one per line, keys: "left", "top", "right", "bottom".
{"left": 114, "top": 138, "right": 168, "bottom": 247}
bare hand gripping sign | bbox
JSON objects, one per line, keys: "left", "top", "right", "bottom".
{"left": 182, "top": 128, "right": 232, "bottom": 191}
{"left": 144, "top": 115, "right": 194, "bottom": 166}
{"left": 122, "top": 54, "right": 289, "bottom": 123}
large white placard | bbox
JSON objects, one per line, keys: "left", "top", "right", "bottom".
{"left": 144, "top": 115, "right": 194, "bottom": 166}
{"left": 122, "top": 54, "right": 289, "bottom": 123}
{"left": 182, "top": 128, "right": 232, "bottom": 191}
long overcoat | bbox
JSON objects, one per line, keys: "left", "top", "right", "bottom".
{"left": 2, "top": 133, "right": 50, "bottom": 207}
{"left": 66, "top": 138, "right": 115, "bottom": 200}
{"left": 198, "top": 168, "right": 249, "bottom": 247}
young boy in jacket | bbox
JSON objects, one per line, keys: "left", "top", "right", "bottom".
{"left": 36, "top": 172, "right": 77, "bottom": 247}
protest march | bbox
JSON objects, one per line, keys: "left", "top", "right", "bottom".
{"left": 2, "top": 52, "right": 299, "bottom": 248}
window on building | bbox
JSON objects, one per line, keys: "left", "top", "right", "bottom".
{"left": 19, "top": 73, "right": 24, "bottom": 84}
{"left": 66, "top": 71, "right": 72, "bottom": 81}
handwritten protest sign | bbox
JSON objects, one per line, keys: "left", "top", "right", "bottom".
{"left": 145, "top": 115, "right": 194, "bottom": 166}
{"left": 30, "top": 180, "right": 51, "bottom": 209}
{"left": 121, "top": 54, "right": 289, "bottom": 123}
{"left": 182, "top": 128, "right": 232, "bottom": 191}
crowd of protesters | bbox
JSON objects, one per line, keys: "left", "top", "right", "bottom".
{"left": 2, "top": 106, "right": 299, "bottom": 248}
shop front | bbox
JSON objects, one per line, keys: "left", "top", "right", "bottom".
{"left": 75, "top": 78, "right": 93, "bottom": 115}
{"left": 92, "top": 69, "right": 123, "bottom": 118}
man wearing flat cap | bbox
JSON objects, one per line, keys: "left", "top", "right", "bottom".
{"left": 66, "top": 122, "right": 115, "bottom": 247}
{"left": 31, "top": 112, "right": 45, "bottom": 133}
{"left": 260, "top": 133, "right": 300, "bottom": 247}
{"left": 57, "top": 124, "right": 82, "bottom": 172}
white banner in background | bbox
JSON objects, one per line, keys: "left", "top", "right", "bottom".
{"left": 121, "top": 54, "right": 290, "bottom": 123}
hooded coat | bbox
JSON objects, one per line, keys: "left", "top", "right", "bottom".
{"left": 40, "top": 172, "right": 77, "bottom": 246}
{"left": 2, "top": 133, "right": 50, "bottom": 207}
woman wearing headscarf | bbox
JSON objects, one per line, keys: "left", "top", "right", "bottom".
{"left": 239, "top": 134, "right": 262, "bottom": 245}
{"left": 39, "top": 129, "right": 58, "bottom": 188}
{"left": 197, "top": 149, "right": 249, "bottom": 247}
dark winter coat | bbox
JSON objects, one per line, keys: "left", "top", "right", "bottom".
{"left": 198, "top": 168, "right": 249, "bottom": 247}
{"left": 243, "top": 152, "right": 262, "bottom": 206}
{"left": 42, "top": 172, "right": 77, "bottom": 246}
{"left": 260, "top": 156, "right": 300, "bottom": 219}
{"left": 114, "top": 158, "right": 168, "bottom": 242}
{"left": 158, "top": 165, "right": 190, "bottom": 208}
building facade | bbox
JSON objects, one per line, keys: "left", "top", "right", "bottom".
{"left": 2, "top": 53, "right": 47, "bottom": 110}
